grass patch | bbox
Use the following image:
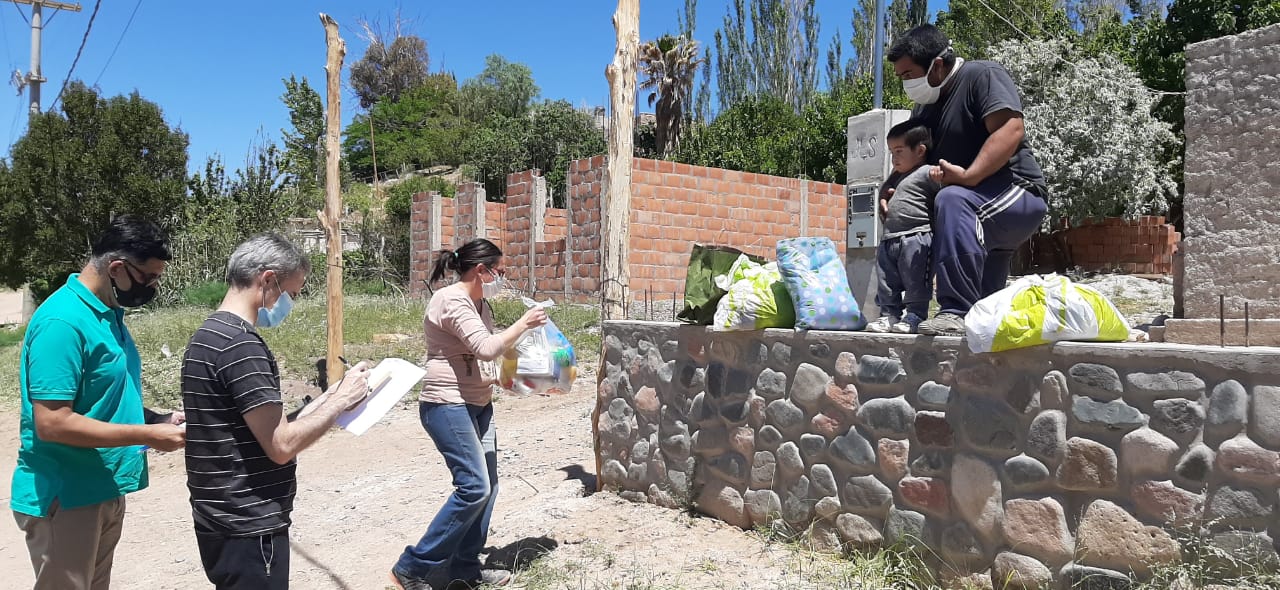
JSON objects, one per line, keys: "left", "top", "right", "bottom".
{"left": 1, "top": 325, "right": 26, "bottom": 348}
{"left": 0, "top": 294, "right": 601, "bottom": 409}
{"left": 181, "top": 281, "right": 229, "bottom": 308}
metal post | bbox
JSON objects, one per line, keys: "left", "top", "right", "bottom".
{"left": 872, "top": 0, "right": 884, "bottom": 109}
{"left": 1219, "top": 294, "right": 1225, "bottom": 348}
{"left": 28, "top": 2, "right": 42, "bottom": 117}
{"left": 1245, "top": 302, "right": 1250, "bottom": 347}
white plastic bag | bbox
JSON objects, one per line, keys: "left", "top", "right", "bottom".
{"left": 712, "top": 255, "right": 796, "bottom": 330}
{"left": 965, "top": 274, "right": 1130, "bottom": 353}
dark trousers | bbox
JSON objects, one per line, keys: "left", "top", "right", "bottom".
{"left": 933, "top": 171, "right": 1047, "bottom": 316}
{"left": 875, "top": 231, "right": 933, "bottom": 320}
{"left": 196, "top": 527, "right": 290, "bottom": 590}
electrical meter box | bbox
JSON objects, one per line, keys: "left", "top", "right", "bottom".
{"left": 845, "top": 108, "right": 912, "bottom": 319}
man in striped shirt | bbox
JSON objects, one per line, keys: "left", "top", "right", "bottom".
{"left": 182, "top": 233, "right": 370, "bottom": 590}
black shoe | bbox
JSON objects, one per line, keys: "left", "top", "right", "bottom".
{"left": 917, "top": 312, "right": 966, "bottom": 336}
{"left": 390, "top": 569, "right": 437, "bottom": 590}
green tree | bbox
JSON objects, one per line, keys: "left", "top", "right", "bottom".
{"left": 526, "top": 100, "right": 606, "bottom": 206}
{"left": 460, "top": 54, "right": 540, "bottom": 122}
{"left": 342, "top": 73, "right": 470, "bottom": 181}
{"left": 350, "top": 24, "right": 431, "bottom": 109}
{"left": 639, "top": 34, "right": 705, "bottom": 156}
{"left": 0, "top": 82, "right": 188, "bottom": 299}
{"left": 461, "top": 114, "right": 530, "bottom": 199}
{"left": 712, "top": 0, "right": 821, "bottom": 113}
{"left": 990, "top": 38, "right": 1178, "bottom": 224}
{"left": 280, "top": 75, "right": 325, "bottom": 190}
{"left": 934, "top": 0, "right": 1071, "bottom": 59}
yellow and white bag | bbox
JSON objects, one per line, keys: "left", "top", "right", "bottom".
{"left": 964, "top": 274, "right": 1130, "bottom": 353}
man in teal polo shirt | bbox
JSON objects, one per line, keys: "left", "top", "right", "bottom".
{"left": 12, "top": 215, "right": 187, "bottom": 590}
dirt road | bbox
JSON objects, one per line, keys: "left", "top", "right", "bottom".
{"left": 0, "top": 373, "right": 829, "bottom": 590}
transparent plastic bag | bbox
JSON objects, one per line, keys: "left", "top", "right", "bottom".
{"left": 499, "top": 297, "right": 578, "bottom": 395}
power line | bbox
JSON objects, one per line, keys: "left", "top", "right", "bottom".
{"left": 50, "top": 0, "right": 99, "bottom": 110}
{"left": 93, "top": 0, "right": 140, "bottom": 85}
{"left": 9, "top": 1, "right": 25, "bottom": 25}
{"left": 970, "top": 0, "right": 1184, "bottom": 97}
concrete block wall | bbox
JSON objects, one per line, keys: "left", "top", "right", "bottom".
{"left": 1182, "top": 23, "right": 1280, "bottom": 319}
{"left": 597, "top": 322, "right": 1280, "bottom": 588}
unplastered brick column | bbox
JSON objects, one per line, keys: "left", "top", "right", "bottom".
{"left": 409, "top": 190, "right": 441, "bottom": 296}
{"left": 454, "top": 181, "right": 487, "bottom": 245}
{"left": 504, "top": 170, "right": 538, "bottom": 293}
{"left": 568, "top": 155, "right": 606, "bottom": 301}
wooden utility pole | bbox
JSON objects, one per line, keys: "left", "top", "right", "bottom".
{"left": 594, "top": 0, "right": 639, "bottom": 495}
{"left": 320, "top": 13, "right": 346, "bottom": 387}
{"left": 3, "top": 0, "right": 83, "bottom": 120}
{"left": 601, "top": 0, "right": 638, "bottom": 321}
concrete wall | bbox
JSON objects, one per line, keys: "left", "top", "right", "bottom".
{"left": 1182, "top": 24, "right": 1280, "bottom": 319}
{"left": 597, "top": 322, "right": 1280, "bottom": 588}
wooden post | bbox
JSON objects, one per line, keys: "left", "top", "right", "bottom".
{"left": 602, "top": 0, "right": 638, "bottom": 320}
{"left": 320, "top": 13, "right": 346, "bottom": 387}
{"left": 595, "top": 0, "right": 638, "bottom": 495}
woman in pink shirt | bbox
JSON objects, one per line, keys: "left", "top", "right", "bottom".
{"left": 391, "top": 238, "right": 546, "bottom": 590}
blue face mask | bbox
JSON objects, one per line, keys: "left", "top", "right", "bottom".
{"left": 256, "top": 278, "right": 295, "bottom": 328}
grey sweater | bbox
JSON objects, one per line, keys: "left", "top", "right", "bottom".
{"left": 882, "top": 165, "right": 940, "bottom": 239}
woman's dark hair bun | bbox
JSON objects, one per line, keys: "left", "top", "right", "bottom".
{"left": 440, "top": 249, "right": 459, "bottom": 271}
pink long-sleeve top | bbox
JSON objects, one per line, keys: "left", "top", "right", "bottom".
{"left": 419, "top": 285, "right": 503, "bottom": 405}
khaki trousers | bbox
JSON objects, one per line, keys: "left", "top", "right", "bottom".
{"left": 13, "top": 496, "right": 126, "bottom": 590}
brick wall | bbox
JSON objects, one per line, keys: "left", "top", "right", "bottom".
{"left": 1023, "top": 216, "right": 1180, "bottom": 274}
{"left": 409, "top": 156, "right": 1181, "bottom": 301}
{"left": 628, "top": 158, "right": 847, "bottom": 296}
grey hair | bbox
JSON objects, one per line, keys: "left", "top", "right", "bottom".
{"left": 225, "top": 233, "right": 311, "bottom": 289}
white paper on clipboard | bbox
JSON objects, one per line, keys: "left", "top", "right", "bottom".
{"left": 335, "top": 358, "right": 426, "bottom": 435}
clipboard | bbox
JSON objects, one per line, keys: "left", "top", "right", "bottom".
{"left": 335, "top": 358, "right": 426, "bottom": 435}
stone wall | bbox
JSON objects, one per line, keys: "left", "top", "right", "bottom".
{"left": 1182, "top": 24, "right": 1280, "bottom": 319}
{"left": 596, "top": 322, "right": 1280, "bottom": 588}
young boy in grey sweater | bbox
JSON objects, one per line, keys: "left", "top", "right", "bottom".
{"left": 867, "top": 119, "right": 941, "bottom": 333}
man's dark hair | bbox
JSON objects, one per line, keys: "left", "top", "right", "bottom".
{"left": 886, "top": 25, "right": 955, "bottom": 71}
{"left": 90, "top": 214, "right": 172, "bottom": 268}
{"left": 887, "top": 119, "right": 933, "bottom": 155}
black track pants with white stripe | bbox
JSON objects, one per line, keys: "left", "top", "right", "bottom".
{"left": 932, "top": 169, "right": 1047, "bottom": 317}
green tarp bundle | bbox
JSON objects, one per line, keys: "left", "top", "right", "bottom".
{"left": 676, "top": 244, "right": 765, "bottom": 325}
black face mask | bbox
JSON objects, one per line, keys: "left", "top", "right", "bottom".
{"left": 111, "top": 261, "right": 158, "bottom": 308}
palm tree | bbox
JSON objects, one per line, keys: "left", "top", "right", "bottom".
{"left": 639, "top": 35, "right": 704, "bottom": 157}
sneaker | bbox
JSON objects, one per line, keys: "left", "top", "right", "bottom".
{"left": 447, "top": 569, "right": 513, "bottom": 589}
{"left": 917, "top": 312, "right": 966, "bottom": 336}
{"left": 891, "top": 313, "right": 924, "bottom": 334}
{"left": 390, "top": 569, "right": 436, "bottom": 590}
{"left": 866, "top": 315, "right": 898, "bottom": 333}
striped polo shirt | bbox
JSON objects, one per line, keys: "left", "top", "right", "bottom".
{"left": 182, "top": 311, "right": 295, "bottom": 537}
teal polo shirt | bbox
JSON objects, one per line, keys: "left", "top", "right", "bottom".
{"left": 10, "top": 273, "right": 148, "bottom": 517}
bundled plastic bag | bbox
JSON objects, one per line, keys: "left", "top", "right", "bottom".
{"left": 712, "top": 254, "right": 796, "bottom": 330}
{"left": 775, "top": 237, "right": 867, "bottom": 331}
{"left": 965, "top": 274, "right": 1130, "bottom": 354}
{"left": 499, "top": 297, "right": 578, "bottom": 395}
{"left": 677, "top": 244, "right": 766, "bottom": 325}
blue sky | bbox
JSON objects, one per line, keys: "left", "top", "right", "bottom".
{"left": 0, "top": 0, "right": 946, "bottom": 171}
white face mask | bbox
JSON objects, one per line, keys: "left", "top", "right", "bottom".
{"left": 903, "top": 48, "right": 963, "bottom": 105}
{"left": 481, "top": 268, "right": 504, "bottom": 298}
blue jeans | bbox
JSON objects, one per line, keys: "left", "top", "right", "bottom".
{"left": 875, "top": 231, "right": 933, "bottom": 321}
{"left": 394, "top": 402, "right": 498, "bottom": 583}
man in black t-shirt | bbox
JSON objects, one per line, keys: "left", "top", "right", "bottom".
{"left": 182, "top": 233, "right": 370, "bottom": 589}
{"left": 886, "top": 25, "right": 1049, "bottom": 335}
